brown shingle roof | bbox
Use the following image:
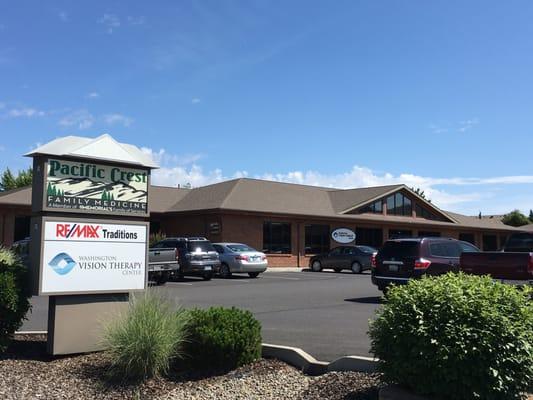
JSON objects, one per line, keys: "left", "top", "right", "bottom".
{"left": 0, "top": 179, "right": 519, "bottom": 232}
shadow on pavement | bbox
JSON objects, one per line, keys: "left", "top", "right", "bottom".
{"left": 344, "top": 296, "right": 382, "bottom": 304}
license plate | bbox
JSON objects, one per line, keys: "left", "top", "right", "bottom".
{"left": 204, "top": 266, "right": 212, "bottom": 271}
{"left": 389, "top": 265, "right": 399, "bottom": 272}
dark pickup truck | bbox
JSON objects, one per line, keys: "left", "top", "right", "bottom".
{"left": 460, "top": 232, "right": 533, "bottom": 285}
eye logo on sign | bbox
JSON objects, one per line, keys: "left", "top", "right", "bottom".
{"left": 48, "top": 252, "right": 76, "bottom": 275}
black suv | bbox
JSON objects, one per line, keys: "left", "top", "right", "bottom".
{"left": 152, "top": 237, "right": 221, "bottom": 280}
{"left": 371, "top": 237, "right": 479, "bottom": 292}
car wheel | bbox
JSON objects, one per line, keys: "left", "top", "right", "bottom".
{"left": 203, "top": 272, "right": 213, "bottom": 281}
{"left": 248, "top": 272, "right": 260, "bottom": 278}
{"left": 311, "top": 260, "right": 322, "bottom": 272}
{"left": 351, "top": 262, "right": 362, "bottom": 274}
{"left": 220, "top": 263, "right": 232, "bottom": 279}
{"left": 334, "top": 268, "right": 342, "bottom": 273}
{"left": 155, "top": 271, "right": 170, "bottom": 285}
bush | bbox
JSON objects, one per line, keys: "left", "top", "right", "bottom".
{"left": 103, "top": 291, "right": 189, "bottom": 382}
{"left": 0, "top": 247, "right": 31, "bottom": 352}
{"left": 184, "top": 307, "right": 262, "bottom": 371}
{"left": 369, "top": 273, "right": 533, "bottom": 400}
{"left": 149, "top": 231, "right": 166, "bottom": 247}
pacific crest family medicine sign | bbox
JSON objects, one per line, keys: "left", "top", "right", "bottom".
{"left": 27, "top": 134, "right": 156, "bottom": 354}
{"left": 44, "top": 158, "right": 148, "bottom": 215}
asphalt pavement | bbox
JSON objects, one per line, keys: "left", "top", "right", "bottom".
{"left": 21, "top": 270, "right": 382, "bottom": 361}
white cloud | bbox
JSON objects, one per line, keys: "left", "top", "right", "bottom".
{"left": 5, "top": 107, "right": 46, "bottom": 118}
{"left": 86, "top": 92, "right": 99, "bottom": 99}
{"left": 191, "top": 98, "right": 201, "bottom": 104}
{"left": 58, "top": 109, "right": 94, "bottom": 130}
{"left": 103, "top": 113, "right": 133, "bottom": 127}
{"left": 0, "top": 145, "right": 5, "bottom": 151}
{"left": 98, "top": 14, "right": 120, "bottom": 33}
{"left": 458, "top": 118, "right": 479, "bottom": 133}
{"left": 143, "top": 147, "right": 533, "bottom": 215}
{"left": 127, "top": 16, "right": 146, "bottom": 26}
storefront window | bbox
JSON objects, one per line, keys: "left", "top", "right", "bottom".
{"left": 263, "top": 222, "right": 291, "bottom": 254}
{"left": 355, "top": 227, "right": 383, "bottom": 248}
{"left": 418, "top": 231, "right": 441, "bottom": 237}
{"left": 389, "top": 229, "right": 412, "bottom": 239}
{"left": 305, "top": 224, "right": 330, "bottom": 254}
{"left": 359, "top": 200, "right": 383, "bottom": 214}
{"left": 482, "top": 234, "right": 498, "bottom": 251}
{"left": 459, "top": 233, "right": 476, "bottom": 245}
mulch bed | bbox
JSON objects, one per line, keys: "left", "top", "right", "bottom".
{"left": 0, "top": 334, "right": 382, "bottom": 400}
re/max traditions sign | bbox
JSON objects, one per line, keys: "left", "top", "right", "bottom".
{"left": 44, "top": 158, "right": 149, "bottom": 215}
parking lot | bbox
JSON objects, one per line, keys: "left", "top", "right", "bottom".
{"left": 21, "top": 270, "right": 382, "bottom": 361}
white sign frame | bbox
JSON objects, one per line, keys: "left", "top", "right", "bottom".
{"left": 331, "top": 228, "right": 356, "bottom": 244}
{"left": 32, "top": 216, "right": 148, "bottom": 296}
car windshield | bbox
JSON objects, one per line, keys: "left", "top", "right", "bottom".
{"left": 504, "top": 233, "right": 533, "bottom": 252}
{"left": 357, "top": 245, "right": 377, "bottom": 253}
{"left": 379, "top": 241, "right": 419, "bottom": 258}
{"left": 187, "top": 241, "right": 215, "bottom": 253}
{"left": 227, "top": 244, "right": 256, "bottom": 252}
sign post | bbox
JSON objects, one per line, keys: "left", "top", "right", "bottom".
{"left": 26, "top": 134, "right": 157, "bottom": 355}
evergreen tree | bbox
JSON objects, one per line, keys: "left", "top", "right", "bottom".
{"left": 529, "top": 209, "right": 533, "bottom": 223}
{"left": 0, "top": 167, "right": 33, "bottom": 191}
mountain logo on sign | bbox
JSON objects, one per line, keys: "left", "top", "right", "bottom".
{"left": 48, "top": 252, "right": 77, "bottom": 275}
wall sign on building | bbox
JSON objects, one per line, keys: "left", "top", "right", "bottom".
{"left": 331, "top": 227, "right": 356, "bottom": 244}
{"left": 35, "top": 218, "right": 148, "bottom": 295}
{"left": 42, "top": 158, "right": 149, "bottom": 215}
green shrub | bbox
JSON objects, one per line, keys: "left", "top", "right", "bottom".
{"left": 103, "top": 291, "right": 189, "bottom": 382}
{"left": 149, "top": 231, "right": 166, "bottom": 248}
{"left": 184, "top": 307, "right": 262, "bottom": 371}
{"left": 0, "top": 247, "right": 31, "bottom": 352}
{"left": 369, "top": 273, "right": 533, "bottom": 400}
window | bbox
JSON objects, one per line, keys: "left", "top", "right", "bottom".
{"left": 505, "top": 233, "right": 533, "bottom": 252}
{"left": 14, "top": 216, "right": 30, "bottom": 242}
{"left": 482, "top": 234, "right": 498, "bottom": 251}
{"left": 329, "top": 247, "right": 343, "bottom": 256}
{"left": 360, "top": 200, "right": 383, "bottom": 214}
{"left": 430, "top": 242, "right": 461, "bottom": 257}
{"left": 386, "top": 193, "right": 412, "bottom": 216}
{"left": 389, "top": 229, "right": 412, "bottom": 239}
{"left": 379, "top": 241, "right": 419, "bottom": 258}
{"left": 459, "top": 233, "right": 475, "bottom": 245}
{"left": 227, "top": 244, "right": 256, "bottom": 252}
{"left": 415, "top": 204, "right": 442, "bottom": 221}
{"left": 357, "top": 245, "right": 377, "bottom": 253}
{"left": 305, "top": 224, "right": 329, "bottom": 254}
{"left": 458, "top": 241, "right": 479, "bottom": 253}
{"left": 187, "top": 240, "right": 215, "bottom": 253}
{"left": 263, "top": 222, "right": 291, "bottom": 254}
{"left": 212, "top": 244, "right": 224, "bottom": 254}
{"left": 418, "top": 231, "right": 441, "bottom": 237}
{"left": 356, "top": 227, "right": 383, "bottom": 248}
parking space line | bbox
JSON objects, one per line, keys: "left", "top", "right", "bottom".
{"left": 261, "top": 275, "right": 300, "bottom": 280}
{"left": 167, "top": 282, "right": 194, "bottom": 286}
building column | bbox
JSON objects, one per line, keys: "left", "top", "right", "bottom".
{"left": 3, "top": 213, "right": 15, "bottom": 247}
{"left": 382, "top": 227, "right": 389, "bottom": 243}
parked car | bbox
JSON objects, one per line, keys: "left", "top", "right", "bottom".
{"left": 309, "top": 245, "right": 377, "bottom": 274}
{"left": 152, "top": 237, "right": 220, "bottom": 281}
{"left": 148, "top": 242, "right": 180, "bottom": 285}
{"left": 212, "top": 243, "right": 268, "bottom": 278}
{"left": 460, "top": 232, "right": 533, "bottom": 286}
{"left": 371, "top": 237, "right": 479, "bottom": 292}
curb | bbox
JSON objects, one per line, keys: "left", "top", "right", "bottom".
{"left": 264, "top": 268, "right": 304, "bottom": 273}
{"left": 16, "top": 331, "right": 377, "bottom": 376}
{"left": 261, "top": 343, "right": 377, "bottom": 376}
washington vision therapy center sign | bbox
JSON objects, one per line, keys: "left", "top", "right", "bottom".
{"left": 38, "top": 219, "right": 147, "bottom": 295}
{"left": 44, "top": 158, "right": 148, "bottom": 215}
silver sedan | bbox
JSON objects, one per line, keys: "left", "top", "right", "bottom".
{"left": 212, "top": 243, "right": 268, "bottom": 278}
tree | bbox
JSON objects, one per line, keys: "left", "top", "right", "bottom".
{"left": 411, "top": 187, "right": 431, "bottom": 203}
{"left": 529, "top": 209, "right": 533, "bottom": 223}
{"left": 501, "top": 209, "right": 530, "bottom": 227}
{"left": 0, "top": 167, "right": 33, "bottom": 191}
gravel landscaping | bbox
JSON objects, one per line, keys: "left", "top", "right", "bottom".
{"left": 0, "top": 335, "right": 382, "bottom": 400}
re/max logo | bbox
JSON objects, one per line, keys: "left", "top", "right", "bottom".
{"left": 56, "top": 224, "right": 101, "bottom": 239}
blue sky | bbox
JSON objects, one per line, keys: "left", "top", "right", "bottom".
{"left": 1, "top": 1, "right": 532, "bottom": 215}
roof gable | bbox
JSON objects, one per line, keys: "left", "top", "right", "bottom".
{"left": 25, "top": 134, "right": 158, "bottom": 168}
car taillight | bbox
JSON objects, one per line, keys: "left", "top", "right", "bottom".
{"left": 371, "top": 253, "right": 377, "bottom": 268}
{"left": 261, "top": 255, "right": 267, "bottom": 261}
{"left": 175, "top": 249, "right": 179, "bottom": 261}
{"left": 414, "top": 258, "right": 431, "bottom": 270}
{"left": 235, "top": 255, "right": 249, "bottom": 261}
